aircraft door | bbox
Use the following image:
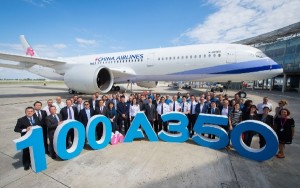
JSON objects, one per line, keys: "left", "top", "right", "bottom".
{"left": 226, "top": 48, "right": 236, "bottom": 63}
{"left": 146, "top": 53, "right": 155, "bottom": 69}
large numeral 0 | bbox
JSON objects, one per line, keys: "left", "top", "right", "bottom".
{"left": 86, "top": 115, "right": 112, "bottom": 150}
{"left": 54, "top": 120, "right": 86, "bottom": 160}
{"left": 192, "top": 114, "right": 229, "bottom": 149}
{"left": 13, "top": 126, "right": 47, "bottom": 173}
{"left": 231, "top": 120, "right": 278, "bottom": 161}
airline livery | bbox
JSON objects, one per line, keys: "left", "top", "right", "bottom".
{"left": 0, "top": 35, "right": 283, "bottom": 93}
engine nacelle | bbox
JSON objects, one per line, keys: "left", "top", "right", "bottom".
{"left": 64, "top": 66, "right": 114, "bottom": 93}
{"left": 136, "top": 81, "right": 158, "bottom": 88}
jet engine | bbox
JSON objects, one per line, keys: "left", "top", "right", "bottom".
{"left": 136, "top": 81, "right": 158, "bottom": 88}
{"left": 64, "top": 66, "right": 114, "bottom": 93}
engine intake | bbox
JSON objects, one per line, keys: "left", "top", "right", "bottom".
{"left": 64, "top": 66, "right": 113, "bottom": 93}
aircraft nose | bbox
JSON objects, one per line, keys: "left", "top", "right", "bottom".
{"left": 267, "top": 57, "right": 283, "bottom": 75}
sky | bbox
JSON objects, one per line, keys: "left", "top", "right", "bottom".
{"left": 0, "top": 0, "right": 300, "bottom": 79}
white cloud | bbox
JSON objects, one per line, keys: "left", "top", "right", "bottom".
{"left": 75, "top": 37, "right": 97, "bottom": 46}
{"left": 23, "top": 0, "right": 53, "bottom": 7}
{"left": 53, "top": 43, "right": 67, "bottom": 49}
{"left": 175, "top": 0, "right": 300, "bottom": 44}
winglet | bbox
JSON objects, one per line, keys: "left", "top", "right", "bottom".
{"left": 19, "top": 35, "right": 38, "bottom": 57}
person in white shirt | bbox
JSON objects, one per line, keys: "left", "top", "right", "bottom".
{"left": 181, "top": 96, "right": 190, "bottom": 115}
{"left": 156, "top": 96, "right": 170, "bottom": 132}
{"left": 53, "top": 96, "right": 66, "bottom": 113}
{"left": 130, "top": 98, "right": 140, "bottom": 122}
{"left": 43, "top": 99, "right": 53, "bottom": 116}
{"left": 257, "top": 97, "right": 273, "bottom": 115}
{"left": 169, "top": 95, "right": 181, "bottom": 112}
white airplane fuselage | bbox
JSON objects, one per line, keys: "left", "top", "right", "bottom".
{"left": 2, "top": 42, "right": 283, "bottom": 93}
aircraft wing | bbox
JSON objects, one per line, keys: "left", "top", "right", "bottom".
{"left": 110, "top": 67, "right": 136, "bottom": 82}
{"left": 0, "top": 62, "right": 26, "bottom": 70}
{"left": 0, "top": 52, "right": 66, "bottom": 67}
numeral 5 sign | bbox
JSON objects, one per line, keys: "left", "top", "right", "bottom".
{"left": 14, "top": 112, "right": 278, "bottom": 173}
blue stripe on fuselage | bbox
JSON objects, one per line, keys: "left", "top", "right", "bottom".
{"left": 169, "top": 59, "right": 282, "bottom": 75}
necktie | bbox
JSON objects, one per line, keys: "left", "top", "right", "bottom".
{"left": 212, "top": 108, "right": 215, "bottom": 114}
{"left": 161, "top": 104, "right": 163, "bottom": 114}
{"left": 173, "top": 102, "right": 175, "bottom": 111}
{"left": 68, "top": 107, "right": 72, "bottom": 119}
{"left": 101, "top": 106, "right": 103, "bottom": 113}
{"left": 182, "top": 103, "right": 184, "bottom": 112}
{"left": 53, "top": 115, "right": 58, "bottom": 123}
{"left": 37, "top": 111, "right": 41, "bottom": 121}
{"left": 190, "top": 103, "right": 193, "bottom": 114}
{"left": 29, "top": 117, "right": 33, "bottom": 125}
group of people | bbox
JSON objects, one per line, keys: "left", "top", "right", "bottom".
{"left": 15, "top": 91, "right": 295, "bottom": 171}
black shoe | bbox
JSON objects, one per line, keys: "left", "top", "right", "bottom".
{"left": 45, "top": 150, "right": 50, "bottom": 155}
{"left": 24, "top": 166, "right": 30, "bottom": 171}
{"left": 51, "top": 155, "right": 57, "bottom": 159}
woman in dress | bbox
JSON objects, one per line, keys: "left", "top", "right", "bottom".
{"left": 242, "top": 105, "right": 259, "bottom": 147}
{"left": 258, "top": 106, "right": 274, "bottom": 148}
{"left": 274, "top": 108, "right": 295, "bottom": 158}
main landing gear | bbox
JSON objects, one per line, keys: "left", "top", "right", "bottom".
{"left": 68, "top": 89, "right": 76, "bottom": 94}
{"left": 111, "top": 85, "right": 120, "bottom": 91}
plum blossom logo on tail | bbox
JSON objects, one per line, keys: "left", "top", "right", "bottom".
{"left": 26, "top": 47, "right": 35, "bottom": 56}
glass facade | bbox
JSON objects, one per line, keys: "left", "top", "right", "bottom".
{"left": 257, "top": 36, "right": 300, "bottom": 73}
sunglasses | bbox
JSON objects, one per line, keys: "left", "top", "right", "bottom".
{"left": 84, "top": 104, "right": 89, "bottom": 106}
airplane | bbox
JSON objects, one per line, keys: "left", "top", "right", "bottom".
{"left": 0, "top": 35, "right": 283, "bottom": 94}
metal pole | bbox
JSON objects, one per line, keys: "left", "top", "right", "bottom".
{"left": 282, "top": 74, "right": 287, "bottom": 93}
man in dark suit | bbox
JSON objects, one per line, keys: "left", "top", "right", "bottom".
{"left": 110, "top": 94, "right": 119, "bottom": 110}
{"left": 188, "top": 95, "right": 198, "bottom": 137}
{"left": 207, "top": 101, "right": 220, "bottom": 139}
{"left": 15, "top": 107, "right": 41, "bottom": 170}
{"left": 195, "top": 97, "right": 209, "bottom": 114}
{"left": 45, "top": 106, "right": 63, "bottom": 159}
{"left": 75, "top": 97, "right": 84, "bottom": 115}
{"left": 89, "top": 94, "right": 99, "bottom": 111}
{"left": 219, "top": 99, "right": 232, "bottom": 133}
{"left": 78, "top": 101, "right": 95, "bottom": 129}
{"left": 33, "top": 101, "right": 49, "bottom": 154}
{"left": 60, "top": 99, "right": 79, "bottom": 148}
{"left": 95, "top": 99, "right": 107, "bottom": 140}
{"left": 144, "top": 97, "right": 156, "bottom": 130}
{"left": 117, "top": 95, "right": 130, "bottom": 134}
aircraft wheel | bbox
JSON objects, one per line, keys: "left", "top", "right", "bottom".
{"left": 238, "top": 91, "right": 247, "bottom": 98}
{"left": 111, "top": 86, "right": 116, "bottom": 91}
{"left": 69, "top": 89, "right": 75, "bottom": 94}
{"left": 116, "top": 86, "right": 120, "bottom": 91}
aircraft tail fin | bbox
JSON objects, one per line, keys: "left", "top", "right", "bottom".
{"left": 19, "top": 35, "right": 38, "bottom": 57}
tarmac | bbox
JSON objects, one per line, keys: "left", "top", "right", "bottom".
{"left": 0, "top": 83, "right": 299, "bottom": 188}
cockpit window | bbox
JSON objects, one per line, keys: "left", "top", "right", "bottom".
{"left": 255, "top": 51, "right": 267, "bottom": 58}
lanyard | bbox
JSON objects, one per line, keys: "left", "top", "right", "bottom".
{"left": 280, "top": 118, "right": 287, "bottom": 129}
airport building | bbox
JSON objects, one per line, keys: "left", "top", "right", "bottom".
{"left": 236, "top": 22, "right": 300, "bottom": 92}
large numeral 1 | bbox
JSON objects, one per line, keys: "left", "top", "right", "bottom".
{"left": 231, "top": 120, "right": 278, "bottom": 161}
{"left": 13, "top": 126, "right": 47, "bottom": 173}
{"left": 192, "top": 114, "right": 229, "bottom": 149}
